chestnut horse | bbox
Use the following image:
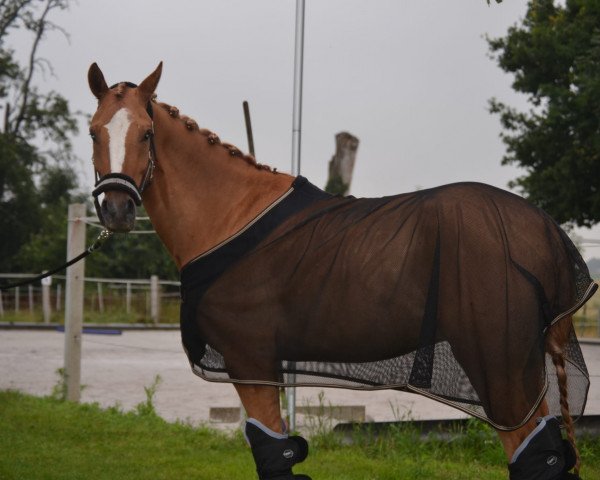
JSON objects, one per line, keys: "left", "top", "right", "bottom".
{"left": 88, "top": 63, "right": 596, "bottom": 480}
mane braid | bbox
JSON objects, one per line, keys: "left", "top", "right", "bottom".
{"left": 156, "top": 100, "right": 275, "bottom": 173}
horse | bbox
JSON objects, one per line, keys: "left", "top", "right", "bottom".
{"left": 87, "top": 62, "right": 597, "bottom": 480}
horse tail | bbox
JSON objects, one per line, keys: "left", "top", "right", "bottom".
{"left": 546, "top": 315, "right": 580, "bottom": 475}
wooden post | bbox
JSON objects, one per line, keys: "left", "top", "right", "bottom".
{"left": 243, "top": 100, "right": 255, "bottom": 157}
{"left": 0, "top": 291, "right": 4, "bottom": 317}
{"left": 42, "top": 275, "right": 52, "bottom": 324}
{"left": 97, "top": 282, "right": 104, "bottom": 314}
{"left": 324, "top": 132, "right": 359, "bottom": 196}
{"left": 126, "top": 282, "right": 131, "bottom": 314}
{"left": 14, "top": 286, "right": 19, "bottom": 313}
{"left": 28, "top": 285, "right": 34, "bottom": 314}
{"left": 64, "top": 203, "right": 86, "bottom": 402}
{"left": 150, "top": 275, "right": 159, "bottom": 324}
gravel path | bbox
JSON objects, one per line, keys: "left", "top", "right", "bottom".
{"left": 1, "top": 330, "right": 598, "bottom": 430}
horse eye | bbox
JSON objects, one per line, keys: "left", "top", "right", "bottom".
{"left": 89, "top": 131, "right": 97, "bottom": 141}
{"left": 143, "top": 129, "right": 153, "bottom": 141}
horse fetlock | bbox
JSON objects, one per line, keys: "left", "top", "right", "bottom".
{"left": 245, "top": 418, "right": 310, "bottom": 480}
{"left": 508, "top": 416, "right": 578, "bottom": 480}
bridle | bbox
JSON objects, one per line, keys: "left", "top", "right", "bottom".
{"left": 91, "top": 81, "right": 157, "bottom": 225}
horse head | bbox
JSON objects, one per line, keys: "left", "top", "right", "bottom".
{"left": 87, "top": 62, "right": 162, "bottom": 232}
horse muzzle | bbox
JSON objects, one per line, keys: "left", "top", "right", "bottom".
{"left": 92, "top": 173, "right": 142, "bottom": 233}
{"left": 99, "top": 191, "right": 137, "bottom": 232}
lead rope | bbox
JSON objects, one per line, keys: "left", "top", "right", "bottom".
{"left": 0, "top": 229, "right": 113, "bottom": 292}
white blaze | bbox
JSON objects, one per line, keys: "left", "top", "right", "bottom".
{"left": 104, "top": 108, "right": 132, "bottom": 173}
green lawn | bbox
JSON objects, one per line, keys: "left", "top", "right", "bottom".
{"left": 1, "top": 390, "right": 599, "bottom": 480}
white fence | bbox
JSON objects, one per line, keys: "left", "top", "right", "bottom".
{"left": 0, "top": 273, "right": 180, "bottom": 324}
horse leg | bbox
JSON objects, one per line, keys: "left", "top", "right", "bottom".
{"left": 497, "top": 400, "right": 579, "bottom": 479}
{"left": 496, "top": 316, "right": 582, "bottom": 479}
{"left": 235, "top": 384, "right": 311, "bottom": 480}
{"left": 235, "top": 384, "right": 284, "bottom": 433}
{"left": 496, "top": 400, "right": 549, "bottom": 460}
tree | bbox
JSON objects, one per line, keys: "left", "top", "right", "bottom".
{"left": 488, "top": 0, "right": 600, "bottom": 227}
{"left": 0, "top": 0, "right": 78, "bottom": 272}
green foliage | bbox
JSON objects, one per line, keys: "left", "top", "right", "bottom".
{"left": 50, "top": 367, "right": 68, "bottom": 401}
{"left": 134, "top": 374, "right": 162, "bottom": 417}
{"left": 85, "top": 215, "right": 179, "bottom": 280}
{"left": 0, "top": 0, "right": 79, "bottom": 273}
{"left": 488, "top": 0, "right": 600, "bottom": 227}
{"left": 0, "top": 1, "right": 178, "bottom": 281}
{"left": 2, "top": 390, "right": 600, "bottom": 479}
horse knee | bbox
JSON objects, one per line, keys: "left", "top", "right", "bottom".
{"left": 245, "top": 418, "right": 311, "bottom": 480}
{"left": 508, "top": 416, "right": 579, "bottom": 479}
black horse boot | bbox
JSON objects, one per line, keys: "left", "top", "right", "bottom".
{"left": 508, "top": 416, "right": 579, "bottom": 480}
{"left": 245, "top": 418, "right": 311, "bottom": 480}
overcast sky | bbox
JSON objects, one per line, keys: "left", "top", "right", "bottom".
{"left": 9, "top": 0, "right": 600, "bottom": 258}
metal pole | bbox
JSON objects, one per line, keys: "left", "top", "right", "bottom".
{"left": 64, "top": 203, "right": 86, "bottom": 402}
{"left": 291, "top": 0, "right": 305, "bottom": 177}
{"left": 287, "top": 0, "right": 305, "bottom": 433}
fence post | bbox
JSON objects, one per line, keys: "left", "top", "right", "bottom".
{"left": 56, "top": 283, "right": 62, "bottom": 311}
{"left": 150, "top": 275, "right": 160, "bottom": 324}
{"left": 97, "top": 282, "right": 104, "bottom": 314}
{"left": 42, "top": 275, "right": 52, "bottom": 324}
{"left": 64, "top": 203, "right": 86, "bottom": 402}
{"left": 126, "top": 282, "right": 131, "bottom": 314}
{"left": 28, "top": 285, "right": 34, "bottom": 314}
{"left": 14, "top": 286, "right": 19, "bottom": 313}
{"left": 0, "top": 291, "right": 4, "bottom": 317}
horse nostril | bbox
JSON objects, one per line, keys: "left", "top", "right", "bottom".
{"left": 126, "top": 198, "right": 136, "bottom": 215}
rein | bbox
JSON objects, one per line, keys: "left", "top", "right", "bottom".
{"left": 91, "top": 81, "right": 157, "bottom": 225}
{"left": 0, "top": 229, "right": 113, "bottom": 292}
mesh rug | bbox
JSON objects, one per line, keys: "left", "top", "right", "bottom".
{"left": 180, "top": 176, "right": 597, "bottom": 430}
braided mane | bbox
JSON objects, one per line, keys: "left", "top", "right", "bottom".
{"left": 154, "top": 99, "right": 275, "bottom": 173}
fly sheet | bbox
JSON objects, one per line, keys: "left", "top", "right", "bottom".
{"left": 180, "top": 176, "right": 597, "bottom": 430}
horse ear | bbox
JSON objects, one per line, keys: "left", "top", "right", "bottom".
{"left": 138, "top": 61, "right": 163, "bottom": 102}
{"left": 88, "top": 62, "right": 109, "bottom": 100}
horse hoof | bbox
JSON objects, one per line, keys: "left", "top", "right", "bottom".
{"left": 508, "top": 416, "right": 578, "bottom": 480}
{"left": 245, "top": 418, "right": 311, "bottom": 480}
{"left": 288, "top": 435, "right": 309, "bottom": 464}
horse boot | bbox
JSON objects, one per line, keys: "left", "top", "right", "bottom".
{"left": 244, "top": 418, "right": 311, "bottom": 480}
{"left": 508, "top": 416, "right": 579, "bottom": 480}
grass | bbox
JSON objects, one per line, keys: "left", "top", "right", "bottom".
{"left": 0, "top": 297, "right": 181, "bottom": 325}
{"left": 2, "top": 390, "right": 600, "bottom": 480}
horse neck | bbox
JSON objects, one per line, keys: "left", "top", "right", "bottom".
{"left": 142, "top": 105, "right": 294, "bottom": 270}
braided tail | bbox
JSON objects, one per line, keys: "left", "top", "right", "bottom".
{"left": 547, "top": 325, "right": 580, "bottom": 475}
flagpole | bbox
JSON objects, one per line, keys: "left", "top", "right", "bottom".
{"left": 287, "top": 0, "right": 305, "bottom": 433}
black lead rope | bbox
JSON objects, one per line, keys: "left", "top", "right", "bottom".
{"left": 0, "top": 229, "right": 113, "bottom": 292}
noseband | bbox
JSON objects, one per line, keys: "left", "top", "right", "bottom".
{"left": 92, "top": 81, "right": 157, "bottom": 225}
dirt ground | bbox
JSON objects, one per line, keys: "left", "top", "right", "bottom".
{"left": 1, "top": 330, "right": 599, "bottom": 431}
